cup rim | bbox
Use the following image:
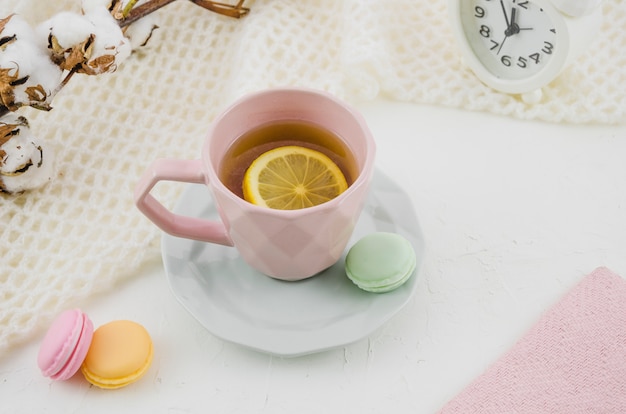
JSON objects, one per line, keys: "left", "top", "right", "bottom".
{"left": 202, "top": 87, "right": 376, "bottom": 215}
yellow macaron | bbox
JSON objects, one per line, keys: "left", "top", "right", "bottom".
{"left": 81, "top": 320, "right": 153, "bottom": 389}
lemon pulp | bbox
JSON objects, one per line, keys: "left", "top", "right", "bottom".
{"left": 242, "top": 145, "right": 348, "bottom": 210}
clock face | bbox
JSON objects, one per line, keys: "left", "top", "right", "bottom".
{"left": 460, "top": 0, "right": 558, "bottom": 80}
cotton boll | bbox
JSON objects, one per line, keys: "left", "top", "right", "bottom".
{"left": 1, "top": 140, "right": 55, "bottom": 193}
{"left": 36, "top": 12, "right": 96, "bottom": 51}
{"left": 124, "top": 14, "right": 159, "bottom": 49}
{"left": 37, "top": 9, "right": 131, "bottom": 75}
{"left": 12, "top": 0, "right": 73, "bottom": 26}
{"left": 0, "top": 41, "right": 34, "bottom": 78}
{"left": 1, "top": 13, "right": 37, "bottom": 45}
{"left": 1, "top": 17, "right": 63, "bottom": 111}
{"left": 1, "top": 37, "right": 63, "bottom": 88}
{"left": 29, "top": 46, "right": 63, "bottom": 90}
{"left": 0, "top": 40, "right": 63, "bottom": 110}
{"left": 0, "top": 114, "right": 55, "bottom": 193}
{"left": 84, "top": 7, "right": 132, "bottom": 73}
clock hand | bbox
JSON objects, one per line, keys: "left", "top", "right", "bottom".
{"left": 496, "top": 35, "right": 508, "bottom": 55}
{"left": 497, "top": 1, "right": 514, "bottom": 55}
{"left": 496, "top": 6, "right": 533, "bottom": 55}
{"left": 505, "top": 7, "right": 520, "bottom": 36}
{"left": 499, "top": 0, "right": 511, "bottom": 27}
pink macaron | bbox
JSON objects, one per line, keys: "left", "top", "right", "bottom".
{"left": 37, "top": 309, "right": 94, "bottom": 381}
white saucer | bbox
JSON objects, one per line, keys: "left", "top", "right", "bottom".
{"left": 161, "top": 170, "right": 424, "bottom": 357}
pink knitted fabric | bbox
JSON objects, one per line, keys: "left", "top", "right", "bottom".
{"left": 439, "top": 267, "right": 626, "bottom": 413}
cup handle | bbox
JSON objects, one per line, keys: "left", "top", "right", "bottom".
{"left": 134, "top": 159, "right": 233, "bottom": 246}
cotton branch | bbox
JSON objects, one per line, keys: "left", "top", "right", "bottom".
{"left": 0, "top": 0, "right": 249, "bottom": 118}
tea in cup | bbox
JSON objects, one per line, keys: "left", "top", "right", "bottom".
{"left": 134, "top": 88, "right": 376, "bottom": 281}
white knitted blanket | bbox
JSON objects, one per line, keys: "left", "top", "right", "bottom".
{"left": 0, "top": 0, "right": 624, "bottom": 355}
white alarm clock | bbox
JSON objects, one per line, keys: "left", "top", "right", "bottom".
{"left": 448, "top": 0, "right": 603, "bottom": 103}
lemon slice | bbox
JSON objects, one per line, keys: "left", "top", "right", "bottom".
{"left": 242, "top": 145, "right": 348, "bottom": 210}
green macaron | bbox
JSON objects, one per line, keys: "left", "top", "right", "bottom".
{"left": 345, "top": 232, "right": 416, "bottom": 293}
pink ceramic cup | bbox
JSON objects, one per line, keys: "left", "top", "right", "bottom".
{"left": 134, "top": 88, "right": 376, "bottom": 281}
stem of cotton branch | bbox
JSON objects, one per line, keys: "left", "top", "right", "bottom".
{"left": 119, "top": 0, "right": 249, "bottom": 27}
{"left": 50, "top": 68, "right": 78, "bottom": 101}
{"left": 118, "top": 0, "right": 179, "bottom": 27}
{"left": 122, "top": 0, "right": 141, "bottom": 17}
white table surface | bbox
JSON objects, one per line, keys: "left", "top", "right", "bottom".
{"left": 2, "top": 98, "right": 625, "bottom": 414}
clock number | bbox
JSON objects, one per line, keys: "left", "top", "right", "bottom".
{"left": 529, "top": 53, "right": 541, "bottom": 64}
{"left": 474, "top": 6, "right": 485, "bottom": 18}
{"left": 517, "top": 56, "right": 528, "bottom": 68}
{"left": 479, "top": 25, "right": 490, "bottom": 38}
{"left": 501, "top": 55, "right": 512, "bottom": 67}
{"left": 490, "top": 39, "right": 499, "bottom": 50}
{"left": 542, "top": 41, "right": 554, "bottom": 55}
{"left": 517, "top": 1, "right": 529, "bottom": 9}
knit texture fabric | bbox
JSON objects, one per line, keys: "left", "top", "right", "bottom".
{"left": 0, "top": 0, "right": 625, "bottom": 354}
{"left": 439, "top": 267, "right": 626, "bottom": 413}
